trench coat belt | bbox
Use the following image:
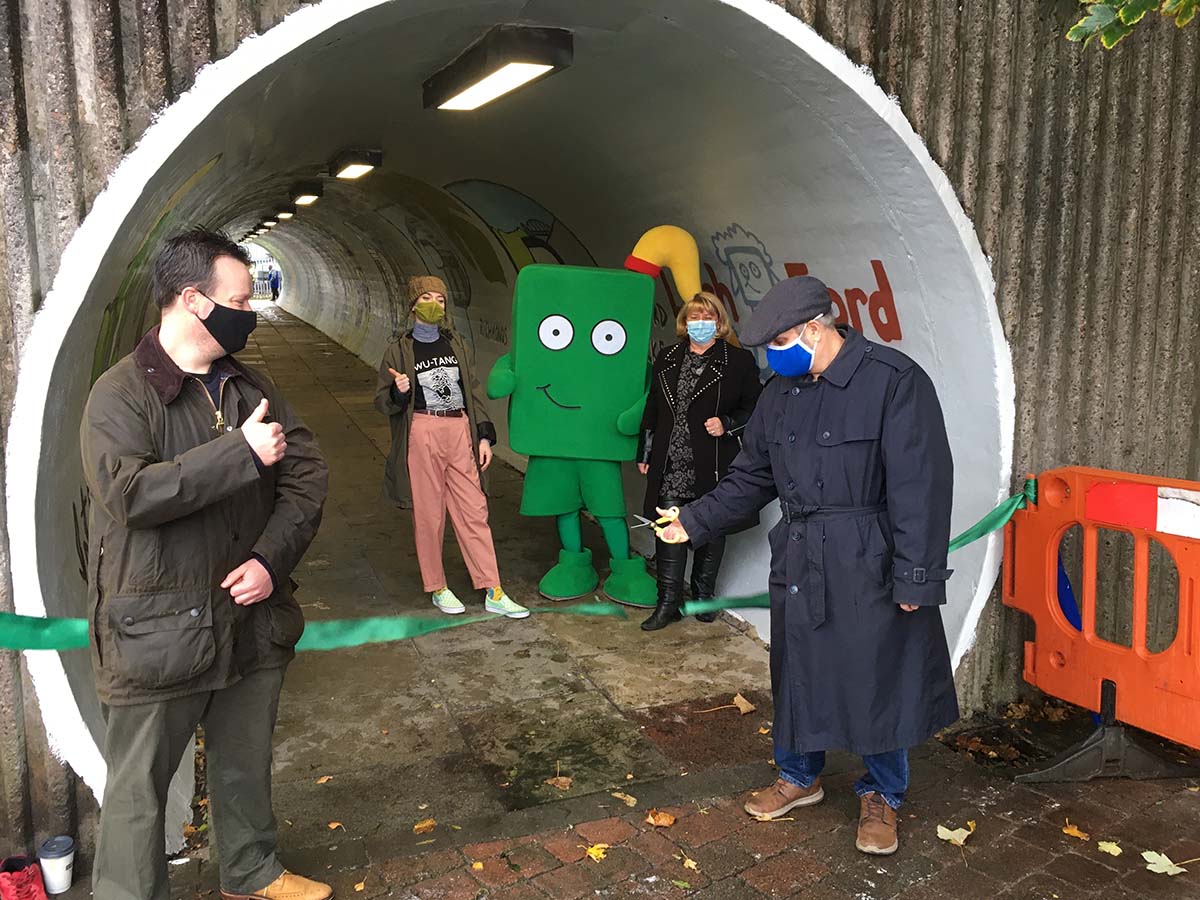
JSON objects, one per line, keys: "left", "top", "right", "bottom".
{"left": 779, "top": 502, "right": 887, "bottom": 630}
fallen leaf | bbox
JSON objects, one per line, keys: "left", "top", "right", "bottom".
{"left": 471, "top": 862, "right": 484, "bottom": 871}
{"left": 1005, "top": 701, "right": 1032, "bottom": 720}
{"left": 328, "top": 822, "right": 344, "bottom": 831}
{"left": 612, "top": 791, "right": 638, "bottom": 807}
{"left": 315, "top": 775, "right": 333, "bottom": 785}
{"left": 733, "top": 693, "right": 757, "bottom": 715}
{"left": 416, "top": 838, "right": 436, "bottom": 846}
{"left": 1188, "top": 786, "right": 1199, "bottom": 793}
{"left": 683, "top": 856, "right": 699, "bottom": 871}
{"left": 936, "top": 820, "right": 976, "bottom": 847}
{"left": 354, "top": 880, "right": 365, "bottom": 893}
{"left": 1098, "top": 841, "right": 1123, "bottom": 857}
{"left": 626, "top": 773, "right": 635, "bottom": 781}
{"left": 413, "top": 818, "right": 437, "bottom": 835}
{"left": 671, "top": 881, "right": 691, "bottom": 889}
{"left": 645, "top": 809, "right": 677, "bottom": 828}
{"left": 545, "top": 776, "right": 573, "bottom": 791}
{"left": 581, "top": 843, "right": 610, "bottom": 862}
{"left": 1043, "top": 706, "right": 1070, "bottom": 722}
{"left": 753, "top": 815, "right": 795, "bottom": 822}
{"left": 418, "top": 803, "right": 429, "bottom": 810}
{"left": 1143, "top": 850, "right": 1187, "bottom": 875}
{"left": 1062, "top": 819, "right": 1090, "bottom": 841}
{"left": 381, "top": 729, "right": 389, "bottom": 736}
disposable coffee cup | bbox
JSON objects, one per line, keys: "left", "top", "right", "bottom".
{"left": 37, "top": 836, "right": 75, "bottom": 894}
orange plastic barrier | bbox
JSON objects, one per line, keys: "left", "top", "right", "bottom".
{"left": 1003, "top": 466, "right": 1200, "bottom": 751}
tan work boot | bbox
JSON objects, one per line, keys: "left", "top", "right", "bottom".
{"left": 743, "top": 777, "right": 824, "bottom": 818}
{"left": 221, "top": 871, "right": 333, "bottom": 900}
{"left": 856, "top": 792, "right": 899, "bottom": 855}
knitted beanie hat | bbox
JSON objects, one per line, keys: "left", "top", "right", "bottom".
{"left": 407, "top": 275, "right": 448, "bottom": 305}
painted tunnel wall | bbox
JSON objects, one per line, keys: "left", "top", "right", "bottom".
{"left": 5, "top": 0, "right": 1009, "bottom": 827}
{"left": 1, "top": 0, "right": 1197, "bottom": 856}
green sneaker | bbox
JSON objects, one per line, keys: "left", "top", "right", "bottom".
{"left": 432, "top": 587, "right": 465, "bottom": 615}
{"left": 539, "top": 548, "right": 600, "bottom": 601}
{"left": 485, "top": 587, "right": 530, "bottom": 619}
{"left": 603, "top": 556, "right": 657, "bottom": 608}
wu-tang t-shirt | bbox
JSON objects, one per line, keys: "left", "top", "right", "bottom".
{"left": 412, "top": 336, "right": 465, "bottom": 412}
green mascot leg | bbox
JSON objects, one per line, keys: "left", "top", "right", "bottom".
{"left": 598, "top": 516, "right": 657, "bottom": 609}
{"left": 539, "top": 512, "right": 600, "bottom": 601}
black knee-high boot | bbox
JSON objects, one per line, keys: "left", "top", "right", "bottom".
{"left": 690, "top": 536, "right": 727, "bottom": 623}
{"left": 642, "top": 537, "right": 688, "bottom": 631}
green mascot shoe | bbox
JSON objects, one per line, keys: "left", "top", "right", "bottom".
{"left": 604, "top": 556, "right": 657, "bottom": 609}
{"left": 540, "top": 548, "right": 600, "bottom": 601}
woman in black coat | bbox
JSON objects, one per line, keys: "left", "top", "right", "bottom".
{"left": 637, "top": 291, "right": 763, "bottom": 631}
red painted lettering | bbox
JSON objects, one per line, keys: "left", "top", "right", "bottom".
{"left": 868, "top": 260, "right": 902, "bottom": 342}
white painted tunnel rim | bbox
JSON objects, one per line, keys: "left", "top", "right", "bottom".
{"left": 4, "top": 0, "right": 1013, "bottom": 799}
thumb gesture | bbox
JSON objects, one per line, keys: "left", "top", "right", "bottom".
{"left": 248, "top": 398, "right": 269, "bottom": 423}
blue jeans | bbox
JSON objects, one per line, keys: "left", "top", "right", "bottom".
{"left": 775, "top": 745, "right": 909, "bottom": 810}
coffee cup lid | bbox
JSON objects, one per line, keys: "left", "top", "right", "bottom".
{"left": 38, "top": 835, "right": 75, "bottom": 859}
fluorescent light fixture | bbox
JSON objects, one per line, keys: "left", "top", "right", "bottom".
{"left": 290, "top": 181, "right": 323, "bottom": 206}
{"left": 276, "top": 206, "right": 296, "bottom": 220}
{"left": 263, "top": 219, "right": 278, "bottom": 227}
{"left": 329, "top": 149, "right": 383, "bottom": 180}
{"left": 424, "top": 25, "right": 572, "bottom": 111}
{"left": 438, "top": 63, "right": 553, "bottom": 110}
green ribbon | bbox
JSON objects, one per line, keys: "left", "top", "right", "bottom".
{"left": 0, "top": 601, "right": 626, "bottom": 654}
{"left": 681, "top": 477, "right": 1038, "bottom": 617}
{"left": 0, "top": 480, "right": 1038, "bottom": 651}
{"left": 947, "top": 477, "right": 1037, "bottom": 553}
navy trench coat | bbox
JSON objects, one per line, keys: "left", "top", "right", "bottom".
{"left": 679, "top": 327, "right": 959, "bottom": 755}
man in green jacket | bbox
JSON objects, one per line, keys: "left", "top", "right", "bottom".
{"left": 81, "top": 228, "right": 330, "bottom": 900}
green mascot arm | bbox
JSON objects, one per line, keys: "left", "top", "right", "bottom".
{"left": 487, "top": 354, "right": 517, "bottom": 400}
{"left": 616, "top": 390, "right": 648, "bottom": 436}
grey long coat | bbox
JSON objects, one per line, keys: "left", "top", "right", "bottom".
{"left": 679, "top": 327, "right": 959, "bottom": 755}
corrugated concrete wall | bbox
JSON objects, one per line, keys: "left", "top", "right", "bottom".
{"left": 1, "top": 0, "right": 1197, "bottom": 852}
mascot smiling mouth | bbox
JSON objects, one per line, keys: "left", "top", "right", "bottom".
{"left": 537, "top": 384, "right": 581, "bottom": 410}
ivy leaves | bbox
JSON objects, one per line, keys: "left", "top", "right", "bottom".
{"left": 1066, "top": 1, "right": 1198, "bottom": 48}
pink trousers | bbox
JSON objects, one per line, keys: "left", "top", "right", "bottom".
{"left": 407, "top": 414, "right": 501, "bottom": 592}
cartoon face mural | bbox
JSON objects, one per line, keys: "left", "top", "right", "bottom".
{"left": 445, "top": 180, "right": 596, "bottom": 272}
{"left": 503, "top": 265, "right": 654, "bottom": 460}
{"left": 711, "top": 222, "right": 781, "bottom": 310}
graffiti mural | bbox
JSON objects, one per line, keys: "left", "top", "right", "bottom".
{"left": 711, "top": 223, "right": 781, "bottom": 313}
{"left": 444, "top": 180, "right": 596, "bottom": 272}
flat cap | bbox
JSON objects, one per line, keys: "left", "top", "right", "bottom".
{"left": 740, "top": 276, "right": 834, "bottom": 347}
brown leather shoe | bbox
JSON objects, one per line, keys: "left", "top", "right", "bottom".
{"left": 221, "top": 871, "right": 333, "bottom": 900}
{"left": 856, "top": 792, "right": 899, "bottom": 855}
{"left": 743, "top": 777, "right": 824, "bottom": 818}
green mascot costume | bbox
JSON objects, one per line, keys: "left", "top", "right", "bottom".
{"left": 487, "top": 226, "right": 701, "bottom": 607}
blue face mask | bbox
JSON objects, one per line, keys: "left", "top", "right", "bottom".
{"left": 686, "top": 320, "right": 717, "bottom": 344}
{"left": 766, "top": 333, "right": 817, "bottom": 377}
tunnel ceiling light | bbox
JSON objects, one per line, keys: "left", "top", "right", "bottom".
{"left": 423, "top": 25, "right": 572, "bottom": 111}
{"left": 263, "top": 218, "right": 278, "bottom": 227}
{"left": 330, "top": 149, "right": 382, "bottom": 180}
{"left": 277, "top": 205, "right": 296, "bottom": 220}
{"left": 291, "top": 181, "right": 323, "bottom": 206}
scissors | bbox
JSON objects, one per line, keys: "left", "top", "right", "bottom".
{"left": 631, "top": 507, "right": 682, "bottom": 540}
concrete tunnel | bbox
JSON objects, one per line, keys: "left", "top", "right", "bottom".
{"left": 6, "top": 0, "right": 1012, "bottom": 831}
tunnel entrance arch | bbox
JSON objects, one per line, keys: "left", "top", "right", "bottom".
{"left": 5, "top": 0, "right": 1013, "bottom": 809}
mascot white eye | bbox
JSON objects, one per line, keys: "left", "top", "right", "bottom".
{"left": 591, "top": 320, "right": 627, "bottom": 356}
{"left": 538, "top": 315, "right": 574, "bottom": 350}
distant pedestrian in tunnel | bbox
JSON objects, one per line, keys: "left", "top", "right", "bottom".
{"left": 658, "top": 276, "right": 958, "bottom": 857}
{"left": 268, "top": 266, "right": 282, "bottom": 301}
{"left": 636, "top": 291, "right": 761, "bottom": 631}
{"left": 81, "top": 228, "right": 331, "bottom": 900}
{"left": 375, "top": 275, "right": 528, "bottom": 619}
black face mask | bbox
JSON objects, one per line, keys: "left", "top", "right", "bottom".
{"left": 196, "top": 291, "right": 257, "bottom": 354}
